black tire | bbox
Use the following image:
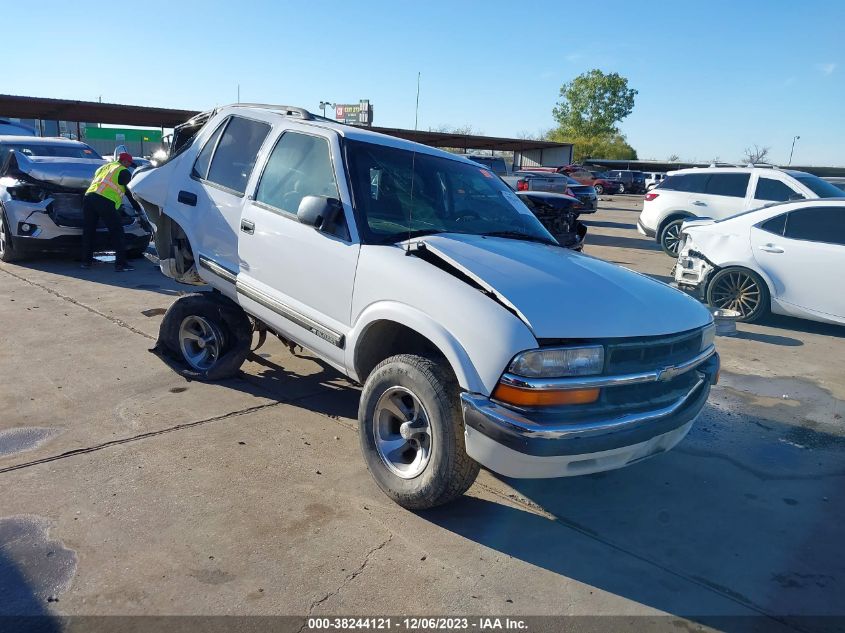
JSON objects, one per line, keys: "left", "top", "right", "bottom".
{"left": 153, "top": 292, "right": 252, "bottom": 380}
{"left": 706, "top": 267, "right": 770, "bottom": 323}
{"left": 594, "top": 184, "right": 604, "bottom": 195}
{"left": 0, "top": 209, "right": 19, "bottom": 263}
{"left": 659, "top": 218, "right": 686, "bottom": 257}
{"left": 358, "top": 354, "right": 479, "bottom": 510}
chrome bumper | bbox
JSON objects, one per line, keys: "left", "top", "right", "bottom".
{"left": 461, "top": 351, "right": 718, "bottom": 458}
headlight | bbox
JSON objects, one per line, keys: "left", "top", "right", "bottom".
{"left": 508, "top": 345, "right": 604, "bottom": 378}
{"left": 8, "top": 185, "right": 48, "bottom": 202}
{"left": 700, "top": 323, "right": 716, "bottom": 351}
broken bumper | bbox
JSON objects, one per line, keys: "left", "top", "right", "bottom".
{"left": 674, "top": 253, "right": 714, "bottom": 299}
{"left": 461, "top": 352, "right": 719, "bottom": 478}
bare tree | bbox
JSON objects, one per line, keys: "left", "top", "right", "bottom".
{"left": 743, "top": 144, "right": 771, "bottom": 164}
{"left": 666, "top": 153, "right": 680, "bottom": 162}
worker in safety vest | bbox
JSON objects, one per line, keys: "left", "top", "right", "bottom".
{"left": 80, "top": 152, "right": 143, "bottom": 271}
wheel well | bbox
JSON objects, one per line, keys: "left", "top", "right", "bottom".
{"left": 354, "top": 320, "right": 452, "bottom": 384}
{"left": 658, "top": 212, "right": 693, "bottom": 236}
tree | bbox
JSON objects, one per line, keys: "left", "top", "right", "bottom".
{"left": 667, "top": 153, "right": 680, "bottom": 162}
{"left": 553, "top": 70, "right": 638, "bottom": 138}
{"left": 743, "top": 144, "right": 771, "bottom": 164}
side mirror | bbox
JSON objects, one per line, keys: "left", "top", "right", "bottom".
{"left": 297, "top": 195, "right": 342, "bottom": 230}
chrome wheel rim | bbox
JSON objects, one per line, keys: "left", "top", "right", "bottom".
{"left": 663, "top": 223, "right": 682, "bottom": 255}
{"left": 373, "top": 386, "right": 432, "bottom": 479}
{"left": 178, "top": 315, "right": 223, "bottom": 371}
{"left": 710, "top": 272, "right": 760, "bottom": 318}
{"left": 595, "top": 185, "right": 603, "bottom": 195}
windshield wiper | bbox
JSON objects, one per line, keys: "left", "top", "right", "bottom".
{"left": 480, "top": 230, "right": 557, "bottom": 245}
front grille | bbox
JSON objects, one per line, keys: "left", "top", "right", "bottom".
{"left": 605, "top": 329, "right": 702, "bottom": 375}
{"left": 48, "top": 193, "right": 135, "bottom": 228}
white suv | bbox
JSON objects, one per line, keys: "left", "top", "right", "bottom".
{"left": 638, "top": 166, "right": 843, "bottom": 256}
{"left": 130, "top": 104, "right": 718, "bottom": 509}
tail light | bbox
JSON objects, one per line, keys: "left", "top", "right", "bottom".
{"left": 644, "top": 193, "right": 659, "bottom": 202}
{"left": 516, "top": 179, "right": 528, "bottom": 191}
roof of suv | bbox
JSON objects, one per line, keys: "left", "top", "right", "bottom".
{"left": 667, "top": 165, "right": 813, "bottom": 178}
{"left": 0, "top": 135, "right": 89, "bottom": 146}
{"left": 216, "top": 104, "right": 477, "bottom": 165}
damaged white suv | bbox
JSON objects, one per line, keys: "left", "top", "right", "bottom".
{"left": 130, "top": 104, "right": 719, "bottom": 509}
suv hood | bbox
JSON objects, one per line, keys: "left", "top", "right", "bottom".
{"left": 419, "top": 234, "right": 711, "bottom": 339}
{"left": 2, "top": 151, "right": 105, "bottom": 189}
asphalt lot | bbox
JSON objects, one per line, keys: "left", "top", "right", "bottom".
{"left": 0, "top": 195, "right": 842, "bottom": 632}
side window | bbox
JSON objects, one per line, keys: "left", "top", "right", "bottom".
{"left": 191, "top": 120, "right": 227, "bottom": 180}
{"left": 705, "top": 173, "right": 749, "bottom": 198}
{"left": 760, "top": 213, "right": 787, "bottom": 236}
{"left": 663, "top": 173, "right": 708, "bottom": 193}
{"left": 784, "top": 207, "right": 845, "bottom": 246}
{"left": 205, "top": 116, "right": 271, "bottom": 195}
{"left": 255, "top": 132, "right": 345, "bottom": 236}
{"left": 755, "top": 178, "right": 800, "bottom": 202}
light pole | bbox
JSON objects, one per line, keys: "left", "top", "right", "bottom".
{"left": 788, "top": 135, "right": 800, "bottom": 166}
{"left": 319, "top": 101, "right": 334, "bottom": 118}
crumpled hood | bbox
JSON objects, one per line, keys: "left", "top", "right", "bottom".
{"left": 5, "top": 151, "right": 105, "bottom": 189}
{"left": 419, "top": 234, "right": 711, "bottom": 339}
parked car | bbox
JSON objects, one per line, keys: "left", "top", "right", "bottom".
{"left": 824, "top": 177, "right": 845, "bottom": 193}
{"left": 561, "top": 175, "right": 598, "bottom": 212}
{"left": 644, "top": 171, "right": 666, "bottom": 190}
{"left": 0, "top": 136, "right": 152, "bottom": 263}
{"left": 502, "top": 170, "right": 571, "bottom": 195}
{"left": 640, "top": 166, "right": 844, "bottom": 257}
{"left": 563, "top": 166, "right": 621, "bottom": 195}
{"left": 129, "top": 104, "right": 719, "bottom": 510}
{"left": 605, "top": 169, "right": 646, "bottom": 194}
{"left": 515, "top": 191, "right": 587, "bottom": 250}
{"left": 467, "top": 154, "right": 509, "bottom": 176}
{"left": 674, "top": 199, "right": 845, "bottom": 325}
{"left": 0, "top": 119, "right": 36, "bottom": 136}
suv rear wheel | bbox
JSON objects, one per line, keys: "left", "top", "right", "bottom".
{"left": 659, "top": 218, "right": 686, "bottom": 257}
{"left": 358, "top": 354, "right": 479, "bottom": 509}
{"left": 594, "top": 183, "right": 604, "bottom": 195}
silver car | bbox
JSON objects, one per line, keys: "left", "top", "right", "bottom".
{"left": 0, "top": 136, "right": 151, "bottom": 262}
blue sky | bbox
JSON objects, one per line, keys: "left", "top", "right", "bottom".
{"left": 7, "top": 0, "right": 844, "bottom": 165}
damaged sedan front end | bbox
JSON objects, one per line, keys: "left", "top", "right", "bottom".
{"left": 0, "top": 137, "right": 151, "bottom": 262}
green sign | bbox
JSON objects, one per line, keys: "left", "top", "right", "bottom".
{"left": 84, "top": 127, "right": 163, "bottom": 143}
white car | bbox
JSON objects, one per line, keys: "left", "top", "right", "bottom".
{"left": 674, "top": 199, "right": 845, "bottom": 325}
{"left": 129, "top": 104, "right": 719, "bottom": 509}
{"left": 638, "top": 166, "right": 843, "bottom": 257}
{"left": 644, "top": 171, "right": 666, "bottom": 190}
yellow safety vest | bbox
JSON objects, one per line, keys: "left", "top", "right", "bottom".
{"left": 86, "top": 161, "right": 127, "bottom": 209}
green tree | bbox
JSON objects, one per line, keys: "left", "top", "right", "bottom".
{"left": 551, "top": 70, "right": 638, "bottom": 160}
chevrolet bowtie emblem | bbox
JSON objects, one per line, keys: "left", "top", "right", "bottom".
{"left": 657, "top": 365, "right": 683, "bottom": 381}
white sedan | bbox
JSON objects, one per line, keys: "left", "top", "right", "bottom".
{"left": 674, "top": 199, "right": 845, "bottom": 324}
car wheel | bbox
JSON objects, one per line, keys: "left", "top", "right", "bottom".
{"left": 618, "top": 183, "right": 625, "bottom": 194}
{"left": 659, "top": 218, "right": 686, "bottom": 257}
{"left": 0, "top": 209, "right": 19, "bottom": 263}
{"left": 359, "top": 354, "right": 480, "bottom": 510}
{"left": 594, "top": 184, "right": 604, "bottom": 195}
{"left": 706, "top": 267, "right": 770, "bottom": 323}
{"left": 155, "top": 292, "right": 252, "bottom": 380}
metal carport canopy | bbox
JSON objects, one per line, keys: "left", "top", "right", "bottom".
{"left": 0, "top": 94, "right": 570, "bottom": 153}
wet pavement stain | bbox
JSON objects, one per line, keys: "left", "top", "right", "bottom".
{"left": 0, "top": 428, "right": 61, "bottom": 458}
{"left": 0, "top": 516, "right": 78, "bottom": 615}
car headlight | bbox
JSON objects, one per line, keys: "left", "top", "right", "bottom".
{"left": 508, "top": 345, "right": 605, "bottom": 378}
{"left": 700, "top": 323, "right": 716, "bottom": 351}
{"left": 8, "top": 185, "right": 48, "bottom": 203}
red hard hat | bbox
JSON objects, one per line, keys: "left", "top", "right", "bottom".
{"left": 118, "top": 152, "right": 133, "bottom": 163}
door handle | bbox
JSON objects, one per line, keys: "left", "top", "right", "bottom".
{"left": 691, "top": 200, "right": 707, "bottom": 206}
{"left": 241, "top": 219, "right": 255, "bottom": 235}
{"left": 759, "top": 244, "right": 784, "bottom": 253}
{"left": 177, "top": 190, "right": 197, "bottom": 206}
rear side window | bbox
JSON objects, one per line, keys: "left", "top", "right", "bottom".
{"left": 760, "top": 213, "right": 787, "bottom": 236}
{"left": 660, "top": 173, "right": 708, "bottom": 193}
{"left": 256, "top": 132, "right": 339, "bottom": 215}
{"left": 784, "top": 207, "right": 845, "bottom": 245}
{"left": 705, "top": 174, "right": 749, "bottom": 198}
{"left": 755, "top": 178, "right": 799, "bottom": 202}
{"left": 204, "top": 116, "right": 271, "bottom": 195}
{"left": 191, "top": 120, "right": 227, "bottom": 180}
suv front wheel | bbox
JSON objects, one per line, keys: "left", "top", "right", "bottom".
{"left": 358, "top": 354, "right": 479, "bottom": 509}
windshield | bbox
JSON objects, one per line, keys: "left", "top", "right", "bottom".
{"left": 2, "top": 142, "right": 102, "bottom": 159}
{"left": 793, "top": 175, "right": 844, "bottom": 198}
{"left": 345, "top": 140, "right": 556, "bottom": 245}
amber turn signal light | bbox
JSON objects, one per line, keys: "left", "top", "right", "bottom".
{"left": 492, "top": 383, "right": 600, "bottom": 407}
